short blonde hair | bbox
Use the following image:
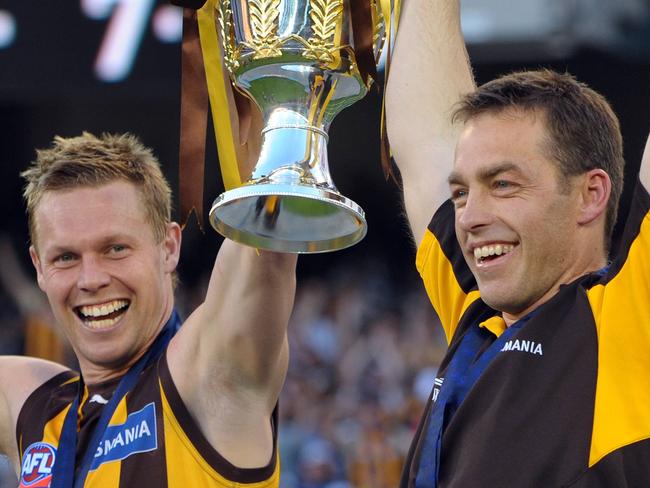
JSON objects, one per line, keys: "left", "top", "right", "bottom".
{"left": 22, "top": 132, "right": 172, "bottom": 246}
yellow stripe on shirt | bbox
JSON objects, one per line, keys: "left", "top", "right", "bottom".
{"left": 417, "top": 228, "right": 481, "bottom": 343}
{"left": 588, "top": 211, "right": 650, "bottom": 466}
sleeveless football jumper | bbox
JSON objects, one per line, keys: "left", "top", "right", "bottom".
{"left": 16, "top": 352, "right": 280, "bottom": 487}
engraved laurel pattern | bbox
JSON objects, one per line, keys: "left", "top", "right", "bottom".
{"left": 217, "top": 1, "right": 240, "bottom": 72}
{"left": 246, "top": 0, "right": 282, "bottom": 58}
{"left": 304, "top": 0, "right": 344, "bottom": 63}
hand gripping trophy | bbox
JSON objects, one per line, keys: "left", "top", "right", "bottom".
{"left": 183, "top": 0, "right": 398, "bottom": 253}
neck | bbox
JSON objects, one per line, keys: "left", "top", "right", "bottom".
{"left": 78, "top": 313, "right": 172, "bottom": 385}
{"left": 78, "top": 347, "right": 150, "bottom": 385}
{"left": 80, "top": 359, "right": 140, "bottom": 386}
{"left": 502, "top": 256, "right": 607, "bottom": 328}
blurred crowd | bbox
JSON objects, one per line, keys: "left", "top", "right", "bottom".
{"left": 0, "top": 235, "right": 447, "bottom": 488}
{"left": 277, "top": 262, "right": 447, "bottom": 488}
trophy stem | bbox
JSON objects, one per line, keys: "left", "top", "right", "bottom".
{"left": 209, "top": 112, "right": 367, "bottom": 253}
{"left": 250, "top": 112, "right": 333, "bottom": 189}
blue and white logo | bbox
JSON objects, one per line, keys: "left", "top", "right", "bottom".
{"left": 20, "top": 442, "right": 56, "bottom": 487}
{"left": 91, "top": 402, "right": 158, "bottom": 470}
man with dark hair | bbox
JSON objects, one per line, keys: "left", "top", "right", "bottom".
{"left": 0, "top": 132, "right": 296, "bottom": 487}
{"left": 386, "top": 1, "right": 650, "bottom": 486}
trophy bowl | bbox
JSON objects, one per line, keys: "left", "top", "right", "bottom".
{"left": 209, "top": 0, "right": 386, "bottom": 253}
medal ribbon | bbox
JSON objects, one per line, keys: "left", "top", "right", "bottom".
{"left": 50, "top": 311, "right": 181, "bottom": 488}
{"left": 414, "top": 313, "right": 534, "bottom": 487}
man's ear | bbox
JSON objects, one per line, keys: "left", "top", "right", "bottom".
{"left": 577, "top": 169, "right": 611, "bottom": 226}
{"left": 163, "top": 222, "right": 182, "bottom": 273}
{"left": 29, "top": 245, "right": 46, "bottom": 291}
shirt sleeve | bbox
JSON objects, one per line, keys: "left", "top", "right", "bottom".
{"left": 416, "top": 200, "right": 481, "bottom": 343}
{"left": 587, "top": 178, "right": 650, "bottom": 466}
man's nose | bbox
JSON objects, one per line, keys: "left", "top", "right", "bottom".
{"left": 456, "top": 191, "right": 493, "bottom": 232}
{"left": 77, "top": 256, "right": 110, "bottom": 292}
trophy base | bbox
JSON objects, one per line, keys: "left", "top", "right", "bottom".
{"left": 209, "top": 184, "right": 367, "bottom": 253}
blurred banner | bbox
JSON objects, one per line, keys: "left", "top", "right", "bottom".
{"left": 1, "top": 0, "right": 647, "bottom": 101}
{"left": 0, "top": 1, "right": 183, "bottom": 100}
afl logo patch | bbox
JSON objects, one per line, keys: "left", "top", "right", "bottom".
{"left": 20, "top": 442, "right": 56, "bottom": 487}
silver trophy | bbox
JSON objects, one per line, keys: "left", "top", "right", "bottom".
{"left": 209, "top": 0, "right": 387, "bottom": 253}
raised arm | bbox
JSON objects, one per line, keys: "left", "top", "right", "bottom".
{"left": 386, "top": 0, "right": 475, "bottom": 242}
{"left": 641, "top": 133, "right": 650, "bottom": 191}
{"left": 168, "top": 241, "right": 296, "bottom": 468}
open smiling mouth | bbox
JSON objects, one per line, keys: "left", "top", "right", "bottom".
{"left": 75, "top": 299, "right": 130, "bottom": 330}
{"left": 473, "top": 244, "right": 515, "bottom": 265}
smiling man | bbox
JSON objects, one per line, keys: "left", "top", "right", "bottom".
{"left": 0, "top": 132, "right": 296, "bottom": 487}
{"left": 386, "top": 1, "right": 650, "bottom": 486}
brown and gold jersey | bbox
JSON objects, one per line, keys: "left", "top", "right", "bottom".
{"left": 16, "top": 352, "right": 280, "bottom": 488}
{"left": 400, "top": 179, "right": 650, "bottom": 487}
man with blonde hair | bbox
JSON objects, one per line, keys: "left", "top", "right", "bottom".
{"left": 0, "top": 131, "right": 296, "bottom": 487}
{"left": 387, "top": 0, "right": 650, "bottom": 486}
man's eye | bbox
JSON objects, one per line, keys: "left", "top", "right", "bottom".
{"left": 109, "top": 244, "right": 126, "bottom": 254}
{"left": 494, "top": 180, "right": 512, "bottom": 189}
{"left": 451, "top": 189, "right": 468, "bottom": 201}
{"left": 55, "top": 253, "right": 76, "bottom": 264}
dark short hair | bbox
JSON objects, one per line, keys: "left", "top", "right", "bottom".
{"left": 452, "top": 69, "right": 624, "bottom": 250}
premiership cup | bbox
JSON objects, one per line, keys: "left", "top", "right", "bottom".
{"left": 208, "top": 0, "right": 388, "bottom": 253}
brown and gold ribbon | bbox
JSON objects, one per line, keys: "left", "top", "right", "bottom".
{"left": 197, "top": 0, "right": 244, "bottom": 191}
{"left": 350, "top": 0, "right": 377, "bottom": 87}
{"left": 179, "top": 8, "right": 209, "bottom": 230}
{"left": 350, "top": 0, "right": 402, "bottom": 180}
{"left": 178, "top": 0, "right": 247, "bottom": 231}
{"left": 379, "top": 0, "right": 401, "bottom": 180}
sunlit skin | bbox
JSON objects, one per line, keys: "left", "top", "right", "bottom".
{"left": 449, "top": 110, "right": 609, "bottom": 326}
{"left": 29, "top": 180, "right": 181, "bottom": 384}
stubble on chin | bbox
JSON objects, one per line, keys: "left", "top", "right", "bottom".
{"left": 477, "top": 279, "right": 532, "bottom": 316}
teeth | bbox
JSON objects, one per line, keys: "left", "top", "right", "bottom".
{"left": 79, "top": 300, "right": 129, "bottom": 319}
{"left": 86, "top": 317, "right": 120, "bottom": 330}
{"left": 473, "top": 244, "right": 514, "bottom": 260}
